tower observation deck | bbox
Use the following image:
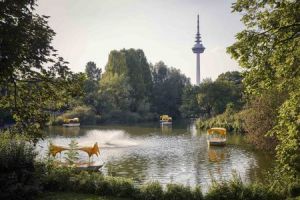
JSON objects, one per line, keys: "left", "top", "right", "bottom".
{"left": 192, "top": 15, "right": 205, "bottom": 85}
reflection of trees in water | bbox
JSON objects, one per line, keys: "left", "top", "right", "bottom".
{"left": 244, "top": 149, "right": 273, "bottom": 183}
{"left": 105, "top": 156, "right": 150, "bottom": 183}
{"left": 61, "top": 127, "right": 80, "bottom": 136}
{"left": 46, "top": 126, "right": 81, "bottom": 137}
{"left": 161, "top": 125, "right": 172, "bottom": 134}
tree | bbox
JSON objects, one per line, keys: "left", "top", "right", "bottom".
{"left": 101, "top": 49, "right": 152, "bottom": 112}
{"left": 195, "top": 79, "right": 241, "bottom": 118}
{"left": 82, "top": 62, "right": 102, "bottom": 110}
{"left": 0, "top": 0, "right": 82, "bottom": 141}
{"left": 151, "top": 61, "right": 190, "bottom": 117}
{"left": 227, "top": 0, "right": 300, "bottom": 181}
{"left": 85, "top": 61, "right": 101, "bottom": 81}
{"left": 216, "top": 71, "right": 243, "bottom": 85}
{"left": 180, "top": 85, "right": 201, "bottom": 118}
{"left": 99, "top": 73, "right": 131, "bottom": 112}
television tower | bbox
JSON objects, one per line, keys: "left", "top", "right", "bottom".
{"left": 192, "top": 15, "right": 205, "bottom": 85}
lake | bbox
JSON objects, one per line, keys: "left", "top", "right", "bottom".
{"left": 38, "top": 120, "right": 274, "bottom": 190}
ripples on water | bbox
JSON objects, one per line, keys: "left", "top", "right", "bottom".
{"left": 38, "top": 122, "right": 273, "bottom": 191}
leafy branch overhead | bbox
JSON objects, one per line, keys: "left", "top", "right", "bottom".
{"left": 0, "top": 0, "right": 84, "bottom": 140}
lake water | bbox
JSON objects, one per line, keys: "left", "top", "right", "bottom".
{"left": 38, "top": 120, "right": 274, "bottom": 190}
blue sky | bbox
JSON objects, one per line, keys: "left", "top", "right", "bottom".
{"left": 36, "top": 0, "right": 244, "bottom": 83}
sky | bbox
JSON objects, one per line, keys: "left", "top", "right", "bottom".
{"left": 36, "top": 0, "right": 244, "bottom": 84}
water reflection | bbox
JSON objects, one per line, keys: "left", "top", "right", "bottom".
{"left": 160, "top": 124, "right": 172, "bottom": 134}
{"left": 39, "top": 121, "right": 274, "bottom": 190}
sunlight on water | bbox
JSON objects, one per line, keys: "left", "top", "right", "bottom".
{"left": 38, "top": 122, "right": 274, "bottom": 191}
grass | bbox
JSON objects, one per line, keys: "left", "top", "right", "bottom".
{"left": 37, "top": 192, "right": 129, "bottom": 200}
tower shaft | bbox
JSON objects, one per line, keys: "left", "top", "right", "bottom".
{"left": 192, "top": 15, "right": 205, "bottom": 85}
{"left": 196, "top": 53, "right": 200, "bottom": 85}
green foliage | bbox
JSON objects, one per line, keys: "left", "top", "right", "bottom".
{"left": 85, "top": 61, "right": 102, "bottom": 82}
{"left": 227, "top": 0, "right": 300, "bottom": 181}
{"left": 82, "top": 61, "right": 102, "bottom": 111}
{"left": 205, "top": 176, "right": 282, "bottom": 200}
{"left": 164, "top": 184, "right": 203, "bottom": 200}
{"left": 37, "top": 192, "right": 121, "bottom": 200}
{"left": 197, "top": 78, "right": 242, "bottom": 117}
{"left": 64, "top": 139, "right": 79, "bottom": 165}
{"left": 138, "top": 181, "right": 164, "bottom": 200}
{"left": 42, "top": 165, "right": 76, "bottom": 191}
{"left": 0, "top": 0, "right": 84, "bottom": 141}
{"left": 53, "top": 105, "right": 101, "bottom": 125}
{"left": 0, "top": 133, "right": 41, "bottom": 200}
{"left": 99, "top": 74, "right": 132, "bottom": 112}
{"left": 272, "top": 91, "right": 300, "bottom": 180}
{"left": 42, "top": 167, "right": 136, "bottom": 198}
{"left": 151, "top": 61, "right": 190, "bottom": 117}
{"left": 180, "top": 85, "right": 201, "bottom": 118}
{"left": 196, "top": 104, "right": 244, "bottom": 133}
{"left": 241, "top": 90, "right": 286, "bottom": 151}
{"left": 102, "top": 49, "right": 152, "bottom": 113}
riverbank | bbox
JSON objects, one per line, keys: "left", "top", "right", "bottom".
{"left": 37, "top": 192, "right": 128, "bottom": 200}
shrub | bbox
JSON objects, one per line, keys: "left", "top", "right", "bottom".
{"left": 42, "top": 165, "right": 75, "bottom": 191}
{"left": 165, "top": 183, "right": 203, "bottom": 200}
{"left": 53, "top": 105, "right": 101, "bottom": 125}
{"left": 196, "top": 107, "right": 244, "bottom": 133}
{"left": 205, "top": 177, "right": 283, "bottom": 200}
{"left": 138, "top": 181, "right": 164, "bottom": 200}
{"left": 0, "top": 133, "right": 41, "bottom": 200}
{"left": 42, "top": 166, "right": 136, "bottom": 198}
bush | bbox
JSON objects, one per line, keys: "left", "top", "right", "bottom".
{"left": 0, "top": 133, "right": 41, "bottom": 200}
{"left": 52, "top": 105, "right": 101, "bottom": 125}
{"left": 42, "top": 165, "right": 75, "bottom": 191}
{"left": 205, "top": 177, "right": 283, "bottom": 200}
{"left": 196, "top": 106, "right": 244, "bottom": 133}
{"left": 165, "top": 184, "right": 203, "bottom": 200}
{"left": 42, "top": 166, "right": 136, "bottom": 198}
{"left": 138, "top": 181, "right": 164, "bottom": 200}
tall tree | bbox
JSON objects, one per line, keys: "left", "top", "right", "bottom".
{"left": 151, "top": 61, "right": 190, "bottom": 117}
{"left": 82, "top": 62, "right": 101, "bottom": 110}
{"left": 227, "top": 0, "right": 300, "bottom": 181}
{"left": 0, "top": 0, "right": 82, "bottom": 141}
{"left": 85, "top": 61, "right": 101, "bottom": 81}
{"left": 102, "top": 49, "right": 152, "bottom": 112}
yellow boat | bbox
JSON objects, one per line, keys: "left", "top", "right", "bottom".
{"left": 207, "top": 128, "right": 227, "bottom": 146}
{"left": 160, "top": 115, "right": 172, "bottom": 125}
{"left": 63, "top": 118, "right": 80, "bottom": 127}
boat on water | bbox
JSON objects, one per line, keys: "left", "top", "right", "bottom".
{"left": 63, "top": 118, "right": 80, "bottom": 127}
{"left": 160, "top": 115, "right": 172, "bottom": 125}
{"left": 207, "top": 127, "right": 227, "bottom": 146}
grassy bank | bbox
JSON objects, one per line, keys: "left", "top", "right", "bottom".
{"left": 40, "top": 165, "right": 285, "bottom": 200}
{"left": 37, "top": 192, "right": 129, "bottom": 200}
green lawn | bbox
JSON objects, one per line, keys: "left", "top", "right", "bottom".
{"left": 37, "top": 192, "right": 129, "bottom": 200}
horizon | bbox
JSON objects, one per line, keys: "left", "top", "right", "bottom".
{"left": 36, "top": 0, "right": 243, "bottom": 83}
